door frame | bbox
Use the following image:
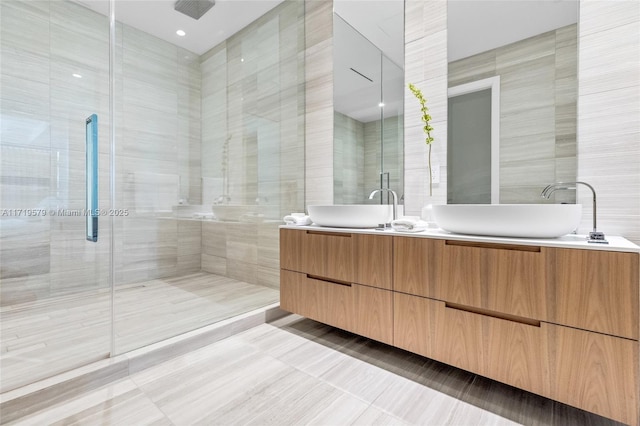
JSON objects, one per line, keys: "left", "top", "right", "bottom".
{"left": 448, "top": 76, "right": 500, "bottom": 204}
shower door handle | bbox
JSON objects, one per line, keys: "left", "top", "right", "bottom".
{"left": 86, "top": 114, "right": 98, "bottom": 242}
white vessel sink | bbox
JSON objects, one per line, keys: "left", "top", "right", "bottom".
{"left": 432, "top": 204, "right": 582, "bottom": 238}
{"left": 307, "top": 204, "right": 393, "bottom": 228}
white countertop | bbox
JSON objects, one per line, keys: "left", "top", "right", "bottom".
{"left": 280, "top": 224, "right": 640, "bottom": 253}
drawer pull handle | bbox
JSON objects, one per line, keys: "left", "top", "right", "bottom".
{"left": 445, "top": 302, "right": 541, "bottom": 327}
{"left": 445, "top": 240, "right": 540, "bottom": 252}
{"left": 307, "top": 274, "right": 352, "bottom": 287}
{"left": 306, "top": 230, "right": 351, "bottom": 237}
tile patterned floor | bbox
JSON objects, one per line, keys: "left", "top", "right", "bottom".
{"left": 0, "top": 272, "right": 279, "bottom": 393}
{"left": 8, "top": 315, "right": 623, "bottom": 426}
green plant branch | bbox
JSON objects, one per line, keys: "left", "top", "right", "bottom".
{"left": 408, "top": 83, "right": 434, "bottom": 196}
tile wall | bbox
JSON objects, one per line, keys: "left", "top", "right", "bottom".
{"left": 403, "top": 0, "right": 448, "bottom": 216}
{"left": 304, "top": 0, "right": 334, "bottom": 207}
{"left": 365, "top": 116, "right": 405, "bottom": 201}
{"left": 577, "top": 0, "right": 640, "bottom": 243}
{"left": 115, "top": 22, "right": 203, "bottom": 285}
{"left": 333, "top": 113, "right": 404, "bottom": 204}
{"left": 333, "top": 112, "right": 365, "bottom": 204}
{"left": 200, "top": 1, "right": 306, "bottom": 289}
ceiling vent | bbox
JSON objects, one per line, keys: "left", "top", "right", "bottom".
{"left": 174, "top": 0, "right": 215, "bottom": 20}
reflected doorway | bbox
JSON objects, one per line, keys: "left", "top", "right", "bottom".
{"left": 447, "top": 76, "right": 500, "bottom": 204}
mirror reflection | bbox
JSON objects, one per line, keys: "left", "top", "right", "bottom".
{"left": 332, "top": 0, "right": 404, "bottom": 205}
{"left": 447, "top": 0, "right": 578, "bottom": 204}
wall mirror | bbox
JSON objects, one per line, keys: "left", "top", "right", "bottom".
{"left": 447, "top": 0, "right": 578, "bottom": 204}
{"left": 332, "top": 0, "right": 405, "bottom": 205}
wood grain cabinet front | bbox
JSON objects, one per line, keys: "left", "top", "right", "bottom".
{"left": 302, "top": 230, "right": 354, "bottom": 283}
{"left": 551, "top": 248, "right": 639, "bottom": 340}
{"left": 281, "top": 270, "right": 393, "bottom": 344}
{"left": 279, "top": 228, "right": 354, "bottom": 282}
{"left": 439, "top": 240, "right": 548, "bottom": 321}
{"left": 551, "top": 324, "right": 638, "bottom": 425}
{"left": 394, "top": 293, "right": 551, "bottom": 398}
{"left": 393, "top": 237, "right": 443, "bottom": 298}
{"left": 280, "top": 228, "right": 392, "bottom": 290}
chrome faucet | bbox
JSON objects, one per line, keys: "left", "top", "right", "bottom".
{"left": 369, "top": 188, "right": 398, "bottom": 222}
{"left": 540, "top": 181, "right": 607, "bottom": 243}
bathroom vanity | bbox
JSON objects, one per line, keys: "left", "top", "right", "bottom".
{"left": 279, "top": 226, "right": 640, "bottom": 425}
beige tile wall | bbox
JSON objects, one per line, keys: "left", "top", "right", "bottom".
{"left": 304, "top": 0, "right": 334, "bottom": 207}
{"left": 404, "top": 0, "right": 448, "bottom": 216}
{"left": 333, "top": 112, "right": 404, "bottom": 205}
{"left": 334, "top": 112, "right": 365, "bottom": 204}
{"left": 365, "top": 116, "right": 405, "bottom": 201}
{"left": 200, "top": 1, "right": 306, "bottom": 289}
{"left": 577, "top": 0, "right": 640, "bottom": 243}
{"left": 116, "top": 23, "right": 202, "bottom": 285}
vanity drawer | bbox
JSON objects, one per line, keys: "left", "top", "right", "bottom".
{"left": 395, "top": 293, "right": 551, "bottom": 398}
{"left": 436, "top": 301, "right": 550, "bottom": 397}
{"left": 280, "top": 228, "right": 353, "bottom": 282}
{"left": 480, "top": 308, "right": 551, "bottom": 397}
{"left": 280, "top": 270, "right": 393, "bottom": 344}
{"left": 393, "top": 292, "right": 436, "bottom": 358}
{"left": 439, "top": 240, "right": 548, "bottom": 321}
{"left": 551, "top": 323, "right": 638, "bottom": 426}
{"left": 393, "top": 237, "right": 443, "bottom": 297}
{"left": 280, "top": 229, "right": 393, "bottom": 289}
{"left": 354, "top": 233, "right": 393, "bottom": 290}
{"left": 551, "top": 248, "right": 639, "bottom": 340}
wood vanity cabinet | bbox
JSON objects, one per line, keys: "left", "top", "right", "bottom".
{"left": 280, "top": 228, "right": 640, "bottom": 425}
{"left": 279, "top": 229, "right": 393, "bottom": 344}
{"left": 548, "top": 247, "right": 639, "bottom": 424}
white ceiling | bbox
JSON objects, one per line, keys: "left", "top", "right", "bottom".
{"left": 76, "top": 0, "right": 283, "bottom": 55}
{"left": 333, "top": 0, "right": 405, "bottom": 123}
{"left": 76, "top": 0, "right": 579, "bottom": 62}
{"left": 334, "top": 13, "right": 404, "bottom": 123}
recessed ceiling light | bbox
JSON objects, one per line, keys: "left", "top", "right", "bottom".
{"left": 240, "top": 58, "right": 244, "bottom": 62}
{"left": 378, "top": 102, "right": 385, "bottom": 107}
{"left": 176, "top": 30, "right": 186, "bottom": 36}
{"left": 72, "top": 73, "right": 82, "bottom": 79}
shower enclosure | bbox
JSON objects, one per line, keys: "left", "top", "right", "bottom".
{"left": 0, "top": 0, "right": 305, "bottom": 393}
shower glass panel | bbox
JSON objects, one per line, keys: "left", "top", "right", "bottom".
{"left": 0, "top": 0, "right": 306, "bottom": 391}
{"left": 0, "top": 0, "right": 112, "bottom": 392}
{"left": 112, "top": 1, "right": 305, "bottom": 354}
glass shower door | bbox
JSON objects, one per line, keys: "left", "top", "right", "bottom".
{"left": 0, "top": 0, "right": 112, "bottom": 392}
{"left": 111, "top": 1, "right": 303, "bottom": 355}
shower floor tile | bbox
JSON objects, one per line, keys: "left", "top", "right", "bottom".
{"left": 0, "top": 272, "right": 278, "bottom": 393}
